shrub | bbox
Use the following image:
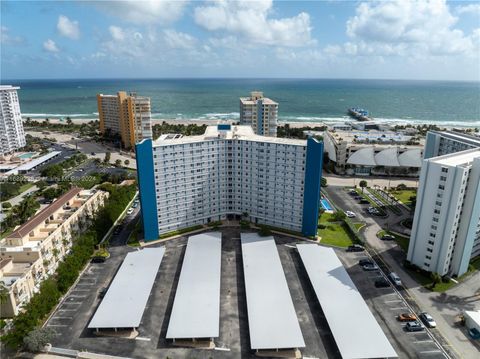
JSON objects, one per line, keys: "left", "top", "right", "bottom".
{"left": 23, "top": 327, "right": 56, "bottom": 352}
{"left": 2, "top": 202, "right": 12, "bottom": 209}
{"left": 318, "top": 224, "right": 326, "bottom": 229}
{"left": 258, "top": 226, "right": 272, "bottom": 237}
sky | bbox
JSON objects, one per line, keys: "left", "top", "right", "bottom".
{"left": 1, "top": 0, "right": 479, "bottom": 81}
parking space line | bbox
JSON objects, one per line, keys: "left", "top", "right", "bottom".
{"left": 68, "top": 294, "right": 87, "bottom": 298}
{"left": 415, "top": 340, "right": 435, "bottom": 343}
{"left": 135, "top": 337, "right": 151, "bottom": 341}
{"left": 71, "top": 289, "right": 90, "bottom": 292}
{"left": 284, "top": 244, "right": 296, "bottom": 248}
{"left": 419, "top": 350, "right": 442, "bottom": 354}
{"left": 47, "top": 324, "right": 68, "bottom": 327}
{"left": 389, "top": 307, "right": 408, "bottom": 310}
{"left": 385, "top": 299, "right": 403, "bottom": 303}
{"left": 58, "top": 308, "right": 77, "bottom": 312}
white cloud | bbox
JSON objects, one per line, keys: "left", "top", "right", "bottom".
{"left": 346, "top": 0, "right": 475, "bottom": 56}
{"left": 109, "top": 26, "right": 125, "bottom": 41}
{"left": 57, "top": 15, "right": 80, "bottom": 40}
{"left": 1, "top": 26, "right": 25, "bottom": 45}
{"left": 163, "top": 29, "right": 195, "bottom": 49}
{"left": 43, "top": 39, "right": 59, "bottom": 52}
{"left": 194, "top": 0, "right": 314, "bottom": 47}
{"left": 456, "top": 4, "right": 480, "bottom": 16}
{"left": 95, "top": 0, "right": 188, "bottom": 25}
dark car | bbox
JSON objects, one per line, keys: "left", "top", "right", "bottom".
{"left": 91, "top": 256, "right": 106, "bottom": 263}
{"left": 419, "top": 312, "right": 437, "bottom": 328}
{"left": 375, "top": 278, "right": 390, "bottom": 288}
{"left": 347, "top": 244, "right": 365, "bottom": 252}
{"left": 359, "top": 258, "right": 373, "bottom": 266}
{"left": 354, "top": 196, "right": 363, "bottom": 200}
{"left": 91, "top": 152, "right": 96, "bottom": 155}
{"left": 406, "top": 321, "right": 425, "bottom": 332}
{"left": 349, "top": 190, "right": 357, "bottom": 196}
{"left": 359, "top": 199, "right": 370, "bottom": 204}
{"left": 98, "top": 287, "right": 108, "bottom": 299}
{"left": 381, "top": 234, "right": 396, "bottom": 241}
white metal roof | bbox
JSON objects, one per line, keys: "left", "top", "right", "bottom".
{"left": 5, "top": 151, "right": 61, "bottom": 175}
{"left": 347, "top": 147, "right": 376, "bottom": 166}
{"left": 241, "top": 233, "right": 305, "bottom": 350}
{"left": 375, "top": 147, "right": 400, "bottom": 167}
{"left": 166, "top": 232, "right": 222, "bottom": 339}
{"left": 88, "top": 247, "right": 165, "bottom": 329}
{"left": 297, "top": 244, "right": 397, "bottom": 359}
{"left": 398, "top": 148, "right": 422, "bottom": 167}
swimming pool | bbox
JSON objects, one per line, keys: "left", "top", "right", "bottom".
{"left": 19, "top": 152, "right": 36, "bottom": 159}
{"left": 321, "top": 198, "right": 334, "bottom": 211}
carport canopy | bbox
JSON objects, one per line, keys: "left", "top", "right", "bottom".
{"left": 166, "top": 232, "right": 222, "bottom": 339}
{"left": 88, "top": 247, "right": 165, "bottom": 329}
{"left": 297, "top": 244, "right": 398, "bottom": 359}
{"left": 241, "top": 233, "right": 305, "bottom": 350}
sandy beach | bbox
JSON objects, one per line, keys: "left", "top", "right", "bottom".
{"left": 25, "top": 117, "right": 329, "bottom": 129}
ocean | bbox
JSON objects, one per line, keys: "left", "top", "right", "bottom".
{"left": 4, "top": 78, "right": 480, "bottom": 127}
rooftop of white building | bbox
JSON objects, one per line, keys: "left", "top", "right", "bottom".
{"left": 328, "top": 130, "right": 423, "bottom": 146}
{"left": 0, "top": 85, "right": 20, "bottom": 91}
{"left": 431, "top": 148, "right": 480, "bottom": 167}
{"left": 153, "top": 125, "right": 306, "bottom": 146}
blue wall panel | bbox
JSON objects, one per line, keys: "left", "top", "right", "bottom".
{"left": 135, "top": 139, "right": 159, "bottom": 241}
{"left": 302, "top": 137, "right": 324, "bottom": 236}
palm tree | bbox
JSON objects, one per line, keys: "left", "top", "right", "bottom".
{"left": 0, "top": 282, "right": 9, "bottom": 304}
{"left": 359, "top": 180, "right": 368, "bottom": 193}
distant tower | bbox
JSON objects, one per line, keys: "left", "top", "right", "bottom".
{"left": 0, "top": 85, "right": 26, "bottom": 155}
{"left": 240, "top": 91, "right": 278, "bottom": 137}
{"left": 97, "top": 91, "right": 152, "bottom": 149}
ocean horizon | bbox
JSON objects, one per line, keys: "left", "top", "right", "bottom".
{"left": 2, "top": 78, "right": 479, "bottom": 128}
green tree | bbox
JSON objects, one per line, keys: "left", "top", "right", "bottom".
{"left": 359, "top": 180, "right": 368, "bottom": 193}
{"left": 40, "top": 164, "right": 64, "bottom": 178}
{"left": 321, "top": 177, "right": 327, "bottom": 187}
{"left": 115, "top": 159, "right": 122, "bottom": 167}
{"left": 333, "top": 211, "right": 346, "bottom": 221}
{"left": 14, "top": 196, "right": 40, "bottom": 223}
{"left": 0, "top": 281, "right": 9, "bottom": 304}
{"left": 124, "top": 159, "right": 130, "bottom": 166}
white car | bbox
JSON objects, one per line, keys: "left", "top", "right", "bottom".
{"left": 127, "top": 208, "right": 134, "bottom": 215}
{"left": 345, "top": 211, "right": 356, "bottom": 218}
{"left": 419, "top": 312, "right": 437, "bottom": 328}
{"left": 388, "top": 272, "right": 402, "bottom": 286}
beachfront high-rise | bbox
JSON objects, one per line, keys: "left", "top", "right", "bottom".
{"left": 97, "top": 91, "right": 152, "bottom": 149}
{"left": 407, "top": 148, "right": 480, "bottom": 277}
{"left": 0, "top": 85, "right": 26, "bottom": 155}
{"left": 136, "top": 124, "right": 323, "bottom": 240}
{"left": 240, "top": 91, "right": 278, "bottom": 137}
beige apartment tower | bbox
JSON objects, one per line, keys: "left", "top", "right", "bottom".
{"left": 97, "top": 91, "right": 152, "bottom": 149}
{"left": 240, "top": 91, "right": 278, "bottom": 137}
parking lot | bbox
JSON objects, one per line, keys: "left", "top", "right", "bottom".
{"left": 338, "top": 249, "right": 450, "bottom": 359}
{"left": 45, "top": 228, "right": 451, "bottom": 359}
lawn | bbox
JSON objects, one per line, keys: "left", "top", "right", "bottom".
{"left": 377, "top": 230, "right": 410, "bottom": 252}
{"left": 354, "top": 222, "right": 365, "bottom": 231}
{"left": 18, "top": 183, "right": 34, "bottom": 193}
{"left": 318, "top": 221, "right": 354, "bottom": 247}
{"left": 405, "top": 266, "right": 456, "bottom": 292}
{"left": 388, "top": 189, "right": 417, "bottom": 205}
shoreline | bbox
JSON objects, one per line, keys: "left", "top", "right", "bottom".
{"left": 24, "top": 116, "right": 480, "bottom": 130}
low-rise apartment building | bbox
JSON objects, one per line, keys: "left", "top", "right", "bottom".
{"left": 136, "top": 124, "right": 323, "bottom": 240}
{"left": 323, "top": 130, "right": 423, "bottom": 176}
{"left": 0, "top": 187, "right": 108, "bottom": 317}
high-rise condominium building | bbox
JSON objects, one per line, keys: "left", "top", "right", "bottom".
{"left": 408, "top": 148, "right": 480, "bottom": 276}
{"left": 0, "top": 85, "right": 26, "bottom": 155}
{"left": 97, "top": 91, "right": 152, "bottom": 149}
{"left": 240, "top": 91, "right": 278, "bottom": 137}
{"left": 424, "top": 130, "right": 480, "bottom": 159}
{"left": 136, "top": 124, "right": 323, "bottom": 240}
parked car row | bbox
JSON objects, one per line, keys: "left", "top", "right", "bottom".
{"left": 397, "top": 312, "right": 437, "bottom": 332}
